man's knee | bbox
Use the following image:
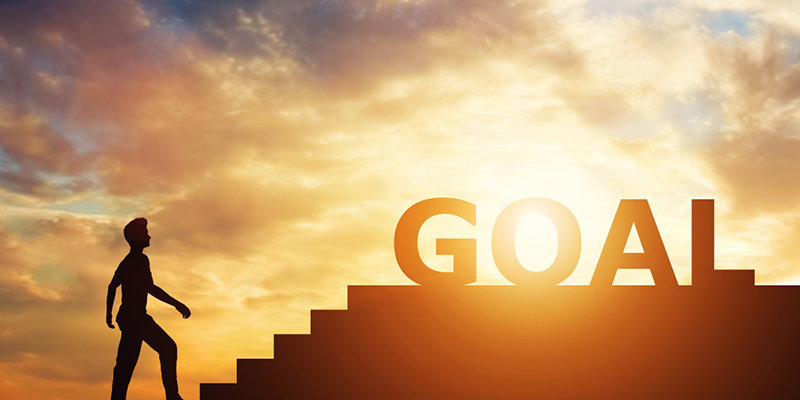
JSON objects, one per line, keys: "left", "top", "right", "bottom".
{"left": 113, "top": 356, "right": 137, "bottom": 378}
{"left": 114, "top": 348, "right": 138, "bottom": 369}
{"left": 159, "top": 338, "right": 177, "bottom": 360}
{"left": 115, "top": 340, "right": 140, "bottom": 366}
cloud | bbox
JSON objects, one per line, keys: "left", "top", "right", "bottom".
{"left": 0, "top": 111, "right": 91, "bottom": 196}
{"left": 0, "top": 0, "right": 572, "bottom": 204}
{"left": 705, "top": 29, "right": 800, "bottom": 213}
{"left": 708, "top": 132, "right": 800, "bottom": 213}
{"left": 148, "top": 0, "right": 558, "bottom": 92}
{"left": 0, "top": 0, "right": 149, "bottom": 52}
{"left": 0, "top": 0, "right": 149, "bottom": 200}
{"left": 0, "top": 226, "right": 44, "bottom": 308}
{"left": 148, "top": 172, "right": 330, "bottom": 255}
{"left": 0, "top": 0, "right": 149, "bottom": 123}
{"left": 0, "top": 216, "right": 120, "bottom": 310}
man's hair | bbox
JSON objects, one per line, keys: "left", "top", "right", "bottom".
{"left": 124, "top": 217, "right": 148, "bottom": 246}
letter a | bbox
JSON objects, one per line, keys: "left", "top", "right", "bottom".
{"left": 591, "top": 200, "right": 677, "bottom": 286}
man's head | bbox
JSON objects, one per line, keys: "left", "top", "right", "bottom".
{"left": 124, "top": 218, "right": 150, "bottom": 249}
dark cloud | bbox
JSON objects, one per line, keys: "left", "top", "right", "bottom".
{"left": 0, "top": 0, "right": 148, "bottom": 52}
{"left": 0, "top": 0, "right": 149, "bottom": 198}
{"left": 0, "top": 0, "right": 149, "bottom": 120}
{"left": 0, "top": 45, "right": 76, "bottom": 121}
{"left": 144, "top": 0, "right": 551, "bottom": 92}
{"left": 142, "top": 0, "right": 281, "bottom": 58}
{"left": 60, "top": 25, "right": 313, "bottom": 196}
{"left": 0, "top": 112, "right": 92, "bottom": 196}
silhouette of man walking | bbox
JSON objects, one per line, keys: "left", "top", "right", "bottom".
{"left": 107, "top": 218, "right": 190, "bottom": 400}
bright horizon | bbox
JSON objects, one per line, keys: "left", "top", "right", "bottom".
{"left": 1, "top": 0, "right": 800, "bottom": 399}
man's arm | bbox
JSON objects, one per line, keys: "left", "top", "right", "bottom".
{"left": 106, "top": 277, "right": 121, "bottom": 329}
{"left": 150, "top": 285, "right": 191, "bottom": 318}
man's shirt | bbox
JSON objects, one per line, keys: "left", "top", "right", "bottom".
{"left": 113, "top": 252, "right": 153, "bottom": 316}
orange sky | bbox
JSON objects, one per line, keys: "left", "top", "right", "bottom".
{"left": 1, "top": 0, "right": 800, "bottom": 399}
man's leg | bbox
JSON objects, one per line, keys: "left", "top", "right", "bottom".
{"left": 141, "top": 316, "right": 181, "bottom": 400}
{"left": 111, "top": 326, "right": 143, "bottom": 400}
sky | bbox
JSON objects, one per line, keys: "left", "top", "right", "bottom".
{"left": 1, "top": 0, "right": 800, "bottom": 399}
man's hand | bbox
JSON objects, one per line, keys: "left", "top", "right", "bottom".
{"left": 106, "top": 314, "right": 115, "bottom": 329}
{"left": 176, "top": 303, "right": 191, "bottom": 319}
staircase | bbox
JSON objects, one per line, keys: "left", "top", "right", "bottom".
{"left": 201, "top": 284, "right": 800, "bottom": 399}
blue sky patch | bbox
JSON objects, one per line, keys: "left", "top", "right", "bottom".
{"left": 0, "top": 147, "right": 21, "bottom": 172}
{"left": 704, "top": 10, "right": 753, "bottom": 37}
{"left": 46, "top": 193, "right": 143, "bottom": 216}
{"left": 585, "top": 0, "right": 676, "bottom": 19}
{"left": 47, "top": 198, "right": 110, "bottom": 215}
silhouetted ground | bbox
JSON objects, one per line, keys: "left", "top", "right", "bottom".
{"left": 201, "top": 283, "right": 800, "bottom": 399}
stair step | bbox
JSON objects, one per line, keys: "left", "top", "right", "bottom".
{"left": 235, "top": 358, "right": 282, "bottom": 397}
{"left": 346, "top": 285, "right": 414, "bottom": 311}
{"left": 273, "top": 333, "right": 313, "bottom": 360}
{"left": 237, "top": 358, "right": 275, "bottom": 384}
{"left": 199, "top": 383, "right": 238, "bottom": 400}
{"left": 310, "top": 309, "right": 350, "bottom": 335}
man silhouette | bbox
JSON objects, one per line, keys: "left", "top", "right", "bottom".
{"left": 107, "top": 218, "right": 190, "bottom": 400}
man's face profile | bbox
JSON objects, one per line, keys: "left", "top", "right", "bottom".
{"left": 138, "top": 229, "right": 151, "bottom": 248}
{"left": 128, "top": 228, "right": 150, "bottom": 249}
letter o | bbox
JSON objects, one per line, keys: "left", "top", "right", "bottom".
{"left": 492, "top": 198, "right": 581, "bottom": 286}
